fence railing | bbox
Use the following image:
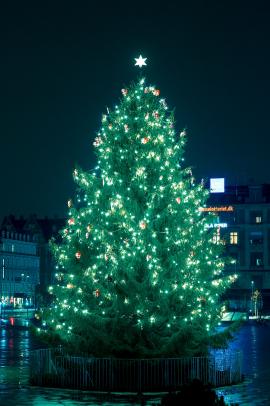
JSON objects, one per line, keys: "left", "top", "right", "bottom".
{"left": 29, "top": 347, "right": 242, "bottom": 392}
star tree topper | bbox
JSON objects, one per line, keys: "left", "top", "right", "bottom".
{"left": 135, "top": 55, "right": 147, "bottom": 68}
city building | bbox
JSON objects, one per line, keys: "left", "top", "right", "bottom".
{"left": 0, "top": 215, "right": 65, "bottom": 307}
{"left": 0, "top": 229, "right": 39, "bottom": 307}
{"left": 205, "top": 183, "right": 270, "bottom": 311}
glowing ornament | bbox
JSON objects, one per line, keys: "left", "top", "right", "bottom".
{"left": 180, "top": 130, "right": 187, "bottom": 137}
{"left": 153, "top": 89, "right": 160, "bottom": 96}
{"left": 73, "top": 169, "right": 78, "bottom": 177}
{"left": 87, "top": 224, "right": 92, "bottom": 232}
{"left": 95, "top": 289, "right": 101, "bottom": 297}
{"left": 144, "top": 87, "right": 149, "bottom": 93}
{"left": 176, "top": 197, "right": 181, "bottom": 204}
{"left": 153, "top": 111, "right": 159, "bottom": 119}
{"left": 67, "top": 283, "right": 74, "bottom": 289}
{"left": 160, "top": 99, "right": 167, "bottom": 108}
{"left": 102, "top": 114, "right": 107, "bottom": 122}
{"left": 134, "top": 55, "right": 147, "bottom": 68}
{"left": 75, "top": 252, "right": 81, "bottom": 259}
{"left": 139, "top": 220, "right": 147, "bottom": 230}
{"left": 121, "top": 88, "right": 128, "bottom": 96}
{"left": 141, "top": 137, "right": 150, "bottom": 144}
{"left": 68, "top": 218, "right": 75, "bottom": 225}
{"left": 64, "top": 228, "right": 69, "bottom": 234}
{"left": 124, "top": 124, "right": 129, "bottom": 132}
{"left": 145, "top": 113, "right": 149, "bottom": 120}
{"left": 67, "top": 199, "right": 72, "bottom": 208}
{"left": 93, "top": 136, "right": 103, "bottom": 147}
{"left": 136, "top": 167, "right": 145, "bottom": 177}
{"left": 146, "top": 255, "right": 152, "bottom": 261}
{"left": 108, "top": 123, "right": 113, "bottom": 129}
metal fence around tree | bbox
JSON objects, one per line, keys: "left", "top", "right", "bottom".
{"left": 29, "top": 347, "right": 242, "bottom": 392}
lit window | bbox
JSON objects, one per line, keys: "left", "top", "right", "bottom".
{"left": 256, "top": 216, "right": 262, "bottom": 224}
{"left": 230, "top": 232, "right": 238, "bottom": 245}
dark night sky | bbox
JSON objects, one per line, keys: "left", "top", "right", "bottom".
{"left": 1, "top": 1, "right": 270, "bottom": 220}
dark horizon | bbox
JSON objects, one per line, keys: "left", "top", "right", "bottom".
{"left": 1, "top": 1, "right": 270, "bottom": 221}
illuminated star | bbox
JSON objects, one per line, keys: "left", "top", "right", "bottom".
{"left": 135, "top": 55, "right": 147, "bottom": 68}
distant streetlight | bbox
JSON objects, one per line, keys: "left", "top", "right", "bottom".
{"left": 251, "top": 281, "right": 254, "bottom": 316}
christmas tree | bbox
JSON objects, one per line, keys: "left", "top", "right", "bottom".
{"left": 43, "top": 58, "right": 236, "bottom": 357}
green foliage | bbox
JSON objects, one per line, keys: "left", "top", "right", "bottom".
{"left": 209, "top": 320, "right": 243, "bottom": 349}
{"left": 43, "top": 78, "right": 235, "bottom": 357}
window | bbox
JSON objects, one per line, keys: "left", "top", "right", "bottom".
{"left": 250, "top": 252, "right": 263, "bottom": 267}
{"left": 230, "top": 232, "right": 238, "bottom": 245}
{"left": 249, "top": 231, "right": 263, "bottom": 245}
{"left": 256, "top": 258, "right": 263, "bottom": 267}
{"left": 2, "top": 259, "right": 5, "bottom": 280}
{"left": 250, "top": 211, "right": 263, "bottom": 224}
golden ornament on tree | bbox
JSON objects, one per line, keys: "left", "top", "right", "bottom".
{"left": 139, "top": 220, "right": 147, "bottom": 230}
{"left": 141, "top": 137, "right": 150, "bottom": 144}
{"left": 153, "top": 89, "right": 160, "bottom": 96}
{"left": 95, "top": 289, "right": 101, "bottom": 297}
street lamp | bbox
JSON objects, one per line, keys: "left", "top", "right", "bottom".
{"left": 251, "top": 280, "right": 254, "bottom": 316}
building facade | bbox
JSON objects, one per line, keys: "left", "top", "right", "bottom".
{"left": 206, "top": 184, "right": 270, "bottom": 311}
{"left": 0, "top": 230, "right": 39, "bottom": 307}
{"left": 0, "top": 215, "right": 65, "bottom": 308}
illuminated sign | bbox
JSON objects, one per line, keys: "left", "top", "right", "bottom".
{"left": 199, "top": 206, "right": 234, "bottom": 212}
{"left": 210, "top": 178, "right": 225, "bottom": 193}
{"left": 205, "top": 223, "right": 228, "bottom": 229}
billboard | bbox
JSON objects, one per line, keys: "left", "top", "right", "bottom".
{"left": 210, "top": 178, "right": 225, "bottom": 193}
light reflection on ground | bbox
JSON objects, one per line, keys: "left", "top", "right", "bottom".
{"left": 1, "top": 320, "right": 270, "bottom": 404}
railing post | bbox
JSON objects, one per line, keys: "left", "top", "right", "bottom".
{"left": 29, "top": 349, "right": 242, "bottom": 391}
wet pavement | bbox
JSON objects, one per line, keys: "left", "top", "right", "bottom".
{"left": 217, "top": 320, "right": 270, "bottom": 405}
{"left": 1, "top": 318, "right": 270, "bottom": 404}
